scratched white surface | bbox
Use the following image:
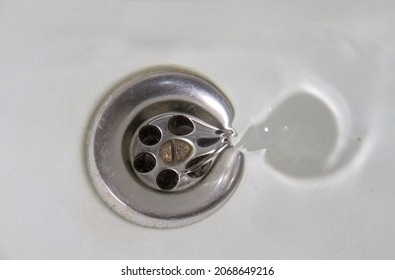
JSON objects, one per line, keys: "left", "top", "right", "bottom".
{"left": 1, "top": 0, "right": 395, "bottom": 259}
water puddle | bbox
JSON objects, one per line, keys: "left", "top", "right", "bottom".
{"left": 236, "top": 92, "right": 362, "bottom": 178}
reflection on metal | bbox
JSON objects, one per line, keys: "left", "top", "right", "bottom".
{"left": 86, "top": 66, "right": 243, "bottom": 228}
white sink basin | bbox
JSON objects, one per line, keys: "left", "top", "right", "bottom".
{"left": 1, "top": 0, "right": 394, "bottom": 258}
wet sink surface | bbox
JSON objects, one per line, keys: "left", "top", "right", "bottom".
{"left": 1, "top": 0, "right": 395, "bottom": 258}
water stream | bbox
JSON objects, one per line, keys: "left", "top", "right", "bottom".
{"left": 235, "top": 92, "right": 362, "bottom": 178}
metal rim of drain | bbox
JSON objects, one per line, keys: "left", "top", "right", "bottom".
{"left": 86, "top": 66, "right": 244, "bottom": 228}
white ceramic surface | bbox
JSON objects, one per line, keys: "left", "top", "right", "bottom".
{"left": 1, "top": 0, "right": 395, "bottom": 259}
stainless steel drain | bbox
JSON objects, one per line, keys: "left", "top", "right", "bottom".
{"left": 86, "top": 66, "right": 243, "bottom": 228}
{"left": 130, "top": 113, "right": 232, "bottom": 192}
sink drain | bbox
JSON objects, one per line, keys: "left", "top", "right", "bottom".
{"left": 130, "top": 113, "right": 232, "bottom": 192}
{"left": 86, "top": 66, "right": 243, "bottom": 228}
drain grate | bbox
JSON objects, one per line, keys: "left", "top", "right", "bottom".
{"left": 130, "top": 114, "right": 231, "bottom": 192}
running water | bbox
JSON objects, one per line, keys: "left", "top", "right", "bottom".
{"left": 235, "top": 93, "right": 362, "bottom": 178}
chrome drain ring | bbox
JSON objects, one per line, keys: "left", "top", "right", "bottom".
{"left": 86, "top": 66, "right": 243, "bottom": 228}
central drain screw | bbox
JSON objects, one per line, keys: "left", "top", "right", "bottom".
{"left": 159, "top": 139, "right": 193, "bottom": 165}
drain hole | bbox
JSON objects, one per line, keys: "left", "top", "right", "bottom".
{"left": 139, "top": 125, "right": 162, "bottom": 146}
{"left": 168, "top": 115, "right": 194, "bottom": 136}
{"left": 186, "top": 155, "right": 211, "bottom": 178}
{"left": 156, "top": 169, "right": 179, "bottom": 190}
{"left": 197, "top": 137, "right": 220, "bottom": 147}
{"left": 133, "top": 153, "right": 156, "bottom": 173}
